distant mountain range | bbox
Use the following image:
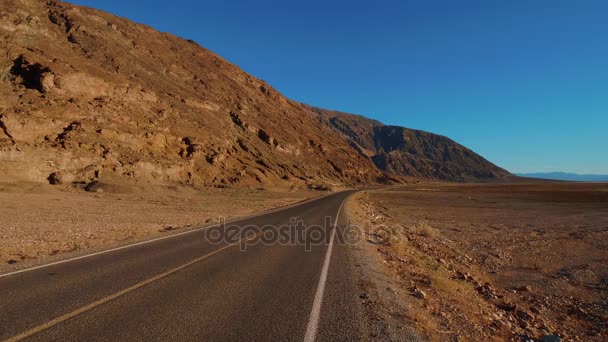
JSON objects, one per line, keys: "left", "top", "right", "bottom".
{"left": 516, "top": 172, "right": 608, "bottom": 182}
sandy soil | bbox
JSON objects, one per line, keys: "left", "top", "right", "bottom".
{"left": 0, "top": 182, "right": 318, "bottom": 273}
{"left": 347, "top": 182, "right": 608, "bottom": 341}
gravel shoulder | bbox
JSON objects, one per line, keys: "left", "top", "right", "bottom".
{"left": 346, "top": 182, "right": 608, "bottom": 341}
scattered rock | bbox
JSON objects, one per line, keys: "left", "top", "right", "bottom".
{"left": 413, "top": 287, "right": 427, "bottom": 299}
{"left": 159, "top": 225, "right": 179, "bottom": 232}
{"left": 47, "top": 172, "right": 63, "bottom": 185}
{"left": 7, "top": 259, "right": 18, "bottom": 264}
{"left": 476, "top": 282, "right": 497, "bottom": 299}
{"left": 515, "top": 309, "right": 533, "bottom": 321}
{"left": 516, "top": 285, "right": 532, "bottom": 292}
{"left": 498, "top": 302, "right": 517, "bottom": 312}
{"left": 454, "top": 270, "right": 474, "bottom": 282}
{"left": 84, "top": 181, "right": 101, "bottom": 192}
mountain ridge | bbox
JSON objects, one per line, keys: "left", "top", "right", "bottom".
{"left": 516, "top": 172, "right": 608, "bottom": 182}
{"left": 0, "top": 0, "right": 510, "bottom": 189}
{"left": 309, "top": 107, "right": 509, "bottom": 181}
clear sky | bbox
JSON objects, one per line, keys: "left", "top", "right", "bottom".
{"left": 69, "top": 0, "right": 607, "bottom": 174}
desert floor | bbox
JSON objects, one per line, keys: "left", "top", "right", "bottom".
{"left": 0, "top": 182, "right": 318, "bottom": 273}
{"left": 347, "top": 182, "right": 608, "bottom": 341}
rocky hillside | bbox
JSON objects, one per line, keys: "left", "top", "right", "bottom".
{"left": 0, "top": 0, "right": 386, "bottom": 189}
{"left": 312, "top": 108, "right": 510, "bottom": 181}
{"left": 0, "top": 0, "right": 508, "bottom": 189}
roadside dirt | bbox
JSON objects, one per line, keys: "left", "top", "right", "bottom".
{"left": 346, "top": 182, "right": 608, "bottom": 341}
{"left": 0, "top": 182, "right": 318, "bottom": 273}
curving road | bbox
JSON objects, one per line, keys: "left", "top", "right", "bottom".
{"left": 0, "top": 191, "right": 366, "bottom": 341}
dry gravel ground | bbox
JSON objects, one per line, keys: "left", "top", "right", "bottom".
{"left": 0, "top": 182, "right": 317, "bottom": 273}
{"left": 347, "top": 182, "right": 608, "bottom": 342}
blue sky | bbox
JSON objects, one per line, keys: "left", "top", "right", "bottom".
{"left": 70, "top": 0, "right": 608, "bottom": 174}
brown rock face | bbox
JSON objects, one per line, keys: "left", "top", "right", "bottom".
{"left": 0, "top": 0, "right": 508, "bottom": 187}
{"left": 311, "top": 107, "right": 510, "bottom": 181}
{"left": 0, "top": 0, "right": 383, "bottom": 188}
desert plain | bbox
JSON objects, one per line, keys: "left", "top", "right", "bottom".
{"left": 348, "top": 182, "right": 608, "bottom": 341}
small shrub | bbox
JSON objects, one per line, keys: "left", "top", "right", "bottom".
{"left": 411, "top": 221, "right": 440, "bottom": 239}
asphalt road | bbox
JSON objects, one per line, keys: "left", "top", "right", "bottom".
{"left": 0, "top": 191, "right": 367, "bottom": 341}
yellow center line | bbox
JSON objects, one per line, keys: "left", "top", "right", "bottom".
{"left": 4, "top": 232, "right": 264, "bottom": 342}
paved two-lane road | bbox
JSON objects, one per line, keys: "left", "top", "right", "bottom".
{"left": 0, "top": 191, "right": 366, "bottom": 341}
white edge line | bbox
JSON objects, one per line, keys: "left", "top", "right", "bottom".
{"left": 0, "top": 192, "right": 337, "bottom": 279}
{"left": 303, "top": 197, "right": 345, "bottom": 342}
{"left": 3, "top": 231, "right": 265, "bottom": 342}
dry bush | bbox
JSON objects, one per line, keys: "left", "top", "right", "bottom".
{"left": 410, "top": 221, "right": 440, "bottom": 239}
{"left": 387, "top": 224, "right": 409, "bottom": 248}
